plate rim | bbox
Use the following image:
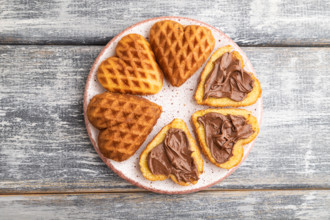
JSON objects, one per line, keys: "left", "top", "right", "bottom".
{"left": 83, "top": 16, "right": 263, "bottom": 194}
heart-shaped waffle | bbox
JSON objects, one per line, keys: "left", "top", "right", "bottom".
{"left": 139, "top": 119, "right": 203, "bottom": 186}
{"left": 98, "top": 34, "right": 163, "bottom": 95}
{"left": 149, "top": 20, "right": 215, "bottom": 87}
{"left": 195, "top": 45, "right": 262, "bottom": 107}
{"left": 87, "top": 92, "right": 162, "bottom": 161}
{"left": 192, "top": 108, "right": 259, "bottom": 169}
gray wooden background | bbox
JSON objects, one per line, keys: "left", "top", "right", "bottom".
{"left": 1, "top": 0, "right": 330, "bottom": 219}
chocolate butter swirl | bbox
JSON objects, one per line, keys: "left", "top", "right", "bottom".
{"left": 198, "top": 112, "right": 253, "bottom": 164}
{"left": 147, "top": 128, "right": 199, "bottom": 182}
{"left": 203, "top": 52, "right": 254, "bottom": 101}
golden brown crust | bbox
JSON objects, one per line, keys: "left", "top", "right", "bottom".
{"left": 139, "top": 119, "right": 204, "bottom": 186}
{"left": 97, "top": 34, "right": 163, "bottom": 95}
{"left": 194, "top": 45, "right": 262, "bottom": 107}
{"left": 149, "top": 20, "right": 215, "bottom": 87}
{"left": 192, "top": 108, "right": 259, "bottom": 169}
{"left": 87, "top": 92, "right": 162, "bottom": 161}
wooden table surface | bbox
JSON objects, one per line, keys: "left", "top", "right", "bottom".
{"left": 1, "top": 0, "right": 330, "bottom": 219}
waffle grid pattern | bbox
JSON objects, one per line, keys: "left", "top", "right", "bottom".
{"left": 98, "top": 34, "right": 163, "bottom": 95}
{"left": 87, "top": 92, "right": 162, "bottom": 161}
{"left": 150, "top": 20, "right": 215, "bottom": 86}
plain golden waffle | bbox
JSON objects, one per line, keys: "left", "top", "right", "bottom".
{"left": 195, "top": 45, "right": 262, "bottom": 107}
{"left": 149, "top": 20, "right": 215, "bottom": 87}
{"left": 139, "top": 119, "right": 203, "bottom": 186}
{"left": 87, "top": 92, "right": 162, "bottom": 161}
{"left": 97, "top": 34, "right": 163, "bottom": 95}
{"left": 192, "top": 108, "right": 259, "bottom": 169}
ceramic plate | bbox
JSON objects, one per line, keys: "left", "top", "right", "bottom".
{"left": 83, "top": 16, "right": 262, "bottom": 194}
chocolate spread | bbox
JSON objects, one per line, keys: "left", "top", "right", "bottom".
{"left": 147, "top": 128, "right": 199, "bottom": 182}
{"left": 197, "top": 112, "right": 253, "bottom": 164}
{"left": 203, "top": 52, "right": 254, "bottom": 101}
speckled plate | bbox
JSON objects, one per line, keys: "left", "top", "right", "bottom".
{"left": 83, "top": 16, "right": 262, "bottom": 194}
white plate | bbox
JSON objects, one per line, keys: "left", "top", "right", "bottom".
{"left": 83, "top": 16, "right": 262, "bottom": 194}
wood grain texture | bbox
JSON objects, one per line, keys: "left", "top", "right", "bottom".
{"left": 1, "top": 46, "right": 330, "bottom": 193}
{"left": 1, "top": 190, "right": 330, "bottom": 219}
{"left": 0, "top": 0, "right": 329, "bottom": 46}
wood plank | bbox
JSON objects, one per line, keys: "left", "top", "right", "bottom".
{"left": 0, "top": 46, "right": 330, "bottom": 193}
{"left": 0, "top": 0, "right": 329, "bottom": 46}
{"left": 1, "top": 190, "right": 329, "bottom": 219}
